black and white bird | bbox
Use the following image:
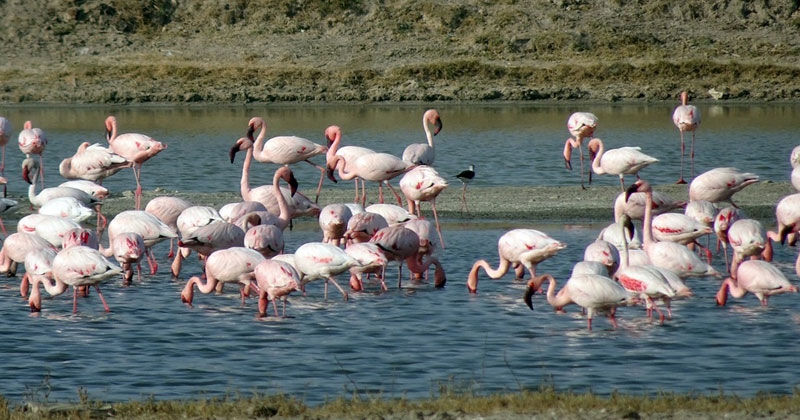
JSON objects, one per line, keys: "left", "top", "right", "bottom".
{"left": 455, "top": 164, "right": 475, "bottom": 213}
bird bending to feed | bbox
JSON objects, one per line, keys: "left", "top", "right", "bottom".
{"left": 672, "top": 91, "right": 701, "bottom": 184}
{"left": 526, "top": 273, "right": 637, "bottom": 331}
{"left": 587, "top": 138, "right": 659, "bottom": 190}
{"left": 253, "top": 259, "right": 305, "bottom": 318}
{"left": 402, "top": 109, "right": 443, "bottom": 166}
{"left": 563, "top": 112, "right": 598, "bottom": 189}
{"left": 105, "top": 115, "right": 167, "bottom": 210}
{"left": 59, "top": 142, "right": 132, "bottom": 185}
{"left": 399, "top": 165, "right": 448, "bottom": 249}
{"left": 52, "top": 245, "right": 123, "bottom": 314}
{"left": 455, "top": 164, "right": 475, "bottom": 214}
{"left": 716, "top": 260, "right": 797, "bottom": 306}
{"left": 18, "top": 120, "right": 48, "bottom": 187}
{"left": 466, "top": 229, "right": 567, "bottom": 294}
{"left": 293, "top": 241, "right": 360, "bottom": 301}
{"left": 180, "top": 247, "right": 266, "bottom": 308}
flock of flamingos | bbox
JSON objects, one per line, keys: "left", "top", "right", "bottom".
{"left": 0, "top": 93, "right": 798, "bottom": 330}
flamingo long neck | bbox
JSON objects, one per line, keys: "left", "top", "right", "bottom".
{"left": 273, "top": 169, "right": 292, "bottom": 229}
{"left": 240, "top": 145, "right": 254, "bottom": 200}
{"left": 326, "top": 131, "right": 341, "bottom": 162}
{"left": 28, "top": 182, "right": 41, "bottom": 206}
{"left": 589, "top": 138, "right": 605, "bottom": 174}
{"left": 423, "top": 115, "right": 435, "bottom": 147}
{"left": 40, "top": 275, "right": 67, "bottom": 296}
{"left": 106, "top": 118, "right": 118, "bottom": 144}
{"left": 466, "top": 258, "right": 512, "bottom": 292}
{"left": 332, "top": 155, "right": 358, "bottom": 181}
{"left": 642, "top": 190, "right": 655, "bottom": 250}
{"left": 252, "top": 121, "right": 268, "bottom": 159}
{"left": 545, "top": 275, "right": 572, "bottom": 308}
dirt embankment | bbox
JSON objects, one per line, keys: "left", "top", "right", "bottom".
{"left": 1, "top": 0, "right": 799, "bottom": 104}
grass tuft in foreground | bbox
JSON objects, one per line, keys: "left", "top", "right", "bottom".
{"left": 4, "top": 384, "right": 800, "bottom": 419}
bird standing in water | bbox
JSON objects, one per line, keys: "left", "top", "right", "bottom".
{"left": 455, "top": 164, "right": 475, "bottom": 214}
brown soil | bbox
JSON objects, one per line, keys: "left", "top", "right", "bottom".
{"left": 1, "top": 0, "right": 799, "bottom": 104}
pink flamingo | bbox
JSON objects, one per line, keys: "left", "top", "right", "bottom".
{"left": 688, "top": 167, "right": 759, "bottom": 208}
{"left": 684, "top": 200, "right": 717, "bottom": 230}
{"left": 651, "top": 212, "right": 713, "bottom": 262}
{"left": 102, "top": 210, "right": 178, "bottom": 276}
{"left": 23, "top": 247, "right": 65, "bottom": 312}
{"left": 244, "top": 224, "right": 284, "bottom": 258}
{"left": 325, "top": 125, "right": 376, "bottom": 203}
{"left": 767, "top": 193, "right": 800, "bottom": 246}
{"left": 235, "top": 116, "right": 328, "bottom": 203}
{"left": 713, "top": 206, "right": 743, "bottom": 271}
{"left": 61, "top": 227, "right": 99, "bottom": 250}
{"left": 402, "top": 109, "right": 443, "bottom": 166}
{"left": 18, "top": 120, "right": 47, "bottom": 187}
{"left": 232, "top": 137, "right": 301, "bottom": 230}
{"left": 587, "top": 138, "right": 659, "bottom": 190}
{"left": 582, "top": 239, "right": 620, "bottom": 277}
{"left": 105, "top": 115, "right": 167, "bottom": 210}
{"left": 145, "top": 196, "right": 192, "bottom": 258}
{"left": 344, "top": 242, "right": 388, "bottom": 291}
{"left": 344, "top": 211, "right": 388, "bottom": 244}
{"left": 52, "top": 245, "right": 122, "bottom": 313}
{"left": 181, "top": 247, "right": 266, "bottom": 307}
{"left": 253, "top": 259, "right": 304, "bottom": 318}
{"left": 672, "top": 91, "right": 701, "bottom": 184}
{"left": 562, "top": 112, "right": 598, "bottom": 189}
{"left": 319, "top": 203, "right": 353, "bottom": 246}
{"left": 626, "top": 179, "right": 721, "bottom": 279}
{"left": 111, "top": 232, "right": 146, "bottom": 284}
{"left": 399, "top": 165, "right": 448, "bottom": 249}
{"left": 0, "top": 232, "right": 57, "bottom": 276}
{"left": 369, "top": 224, "right": 446, "bottom": 289}
{"left": 728, "top": 219, "right": 770, "bottom": 277}
{"left": 525, "top": 273, "right": 637, "bottom": 330}
{"left": 614, "top": 189, "right": 686, "bottom": 223}
{"left": 172, "top": 221, "right": 246, "bottom": 278}
{"left": 328, "top": 152, "right": 411, "bottom": 206}
{"left": 466, "top": 229, "right": 567, "bottom": 293}
{"left": 59, "top": 180, "right": 109, "bottom": 200}
{"left": 716, "top": 260, "right": 797, "bottom": 306}
{"left": 220, "top": 201, "right": 267, "bottom": 223}
{"left": 293, "top": 241, "right": 360, "bottom": 300}
{"left": 58, "top": 142, "right": 132, "bottom": 184}
{"left": 0, "top": 179, "right": 17, "bottom": 235}
{"left": 28, "top": 214, "right": 81, "bottom": 249}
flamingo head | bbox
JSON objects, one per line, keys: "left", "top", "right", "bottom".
{"left": 21, "top": 157, "right": 39, "bottom": 185}
{"left": 277, "top": 167, "right": 299, "bottom": 196}
{"left": 523, "top": 278, "right": 540, "bottom": 310}
{"left": 425, "top": 109, "right": 443, "bottom": 135}
{"left": 324, "top": 125, "right": 341, "bottom": 147}
{"left": 246, "top": 117, "right": 265, "bottom": 142}
{"left": 587, "top": 138, "right": 601, "bottom": 163}
{"left": 104, "top": 116, "right": 117, "bottom": 142}
{"left": 325, "top": 155, "right": 344, "bottom": 184}
{"left": 229, "top": 137, "right": 252, "bottom": 163}
{"left": 625, "top": 179, "right": 651, "bottom": 202}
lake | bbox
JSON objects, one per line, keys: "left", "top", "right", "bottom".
{"left": 0, "top": 103, "right": 798, "bottom": 406}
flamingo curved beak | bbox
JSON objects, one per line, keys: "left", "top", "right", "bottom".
{"left": 433, "top": 118, "right": 442, "bottom": 135}
{"left": 288, "top": 172, "right": 299, "bottom": 196}
{"left": 523, "top": 283, "right": 536, "bottom": 310}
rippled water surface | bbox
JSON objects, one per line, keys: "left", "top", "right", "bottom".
{"left": 0, "top": 104, "right": 799, "bottom": 405}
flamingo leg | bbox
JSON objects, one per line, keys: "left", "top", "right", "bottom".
{"left": 73, "top": 287, "right": 79, "bottom": 313}
{"left": 325, "top": 277, "right": 349, "bottom": 301}
{"left": 677, "top": 131, "right": 687, "bottom": 184}
{"left": 384, "top": 181, "right": 404, "bottom": 206}
{"left": 147, "top": 248, "right": 159, "bottom": 275}
{"left": 95, "top": 285, "right": 111, "bottom": 312}
{"left": 132, "top": 164, "right": 143, "bottom": 210}
{"left": 304, "top": 161, "right": 326, "bottom": 204}
{"left": 430, "top": 200, "right": 445, "bottom": 250}
{"left": 690, "top": 132, "right": 696, "bottom": 179}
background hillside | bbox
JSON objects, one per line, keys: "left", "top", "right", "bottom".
{"left": 1, "top": 0, "right": 799, "bottom": 104}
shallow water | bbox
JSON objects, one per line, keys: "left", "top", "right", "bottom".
{"left": 0, "top": 104, "right": 799, "bottom": 406}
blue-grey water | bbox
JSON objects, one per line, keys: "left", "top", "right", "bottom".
{"left": 0, "top": 104, "right": 799, "bottom": 406}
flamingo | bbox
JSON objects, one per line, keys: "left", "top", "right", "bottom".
{"left": 23, "top": 247, "right": 65, "bottom": 312}
{"left": 59, "top": 180, "right": 109, "bottom": 200}
{"left": 244, "top": 224, "right": 284, "bottom": 258}
{"left": 466, "top": 229, "right": 567, "bottom": 293}
{"left": 562, "top": 112, "right": 598, "bottom": 189}
{"left": 767, "top": 193, "right": 800, "bottom": 246}
{"left": 369, "top": 224, "right": 446, "bottom": 289}
{"left": 402, "top": 109, "right": 443, "bottom": 166}
{"left": 728, "top": 218, "right": 770, "bottom": 277}
{"left": 18, "top": 120, "right": 47, "bottom": 187}
{"left": 219, "top": 201, "right": 268, "bottom": 223}
{"left": 234, "top": 116, "right": 328, "bottom": 203}
{"left": 253, "top": 259, "right": 304, "bottom": 318}
{"left": 111, "top": 232, "right": 146, "bottom": 284}
{"left": 716, "top": 260, "right": 797, "bottom": 306}
{"left": 672, "top": 91, "right": 701, "bottom": 184}
{"left": 364, "top": 203, "right": 416, "bottom": 226}
{"left": 293, "top": 241, "right": 360, "bottom": 301}
{"left": 0, "top": 178, "right": 18, "bottom": 235}
{"left": 231, "top": 137, "right": 300, "bottom": 230}
{"left": 455, "top": 164, "right": 475, "bottom": 214}
{"left": 613, "top": 189, "right": 685, "bottom": 223}
{"left": 0, "top": 232, "right": 57, "bottom": 276}
{"left": 525, "top": 273, "right": 636, "bottom": 330}
{"left": 713, "top": 206, "right": 744, "bottom": 271}
{"left": 587, "top": 138, "right": 658, "bottom": 190}
{"left": 180, "top": 247, "right": 266, "bottom": 307}
{"left": 61, "top": 227, "right": 99, "bottom": 250}
{"left": 172, "top": 221, "right": 245, "bottom": 278}
{"left": 582, "top": 239, "right": 620, "bottom": 277}
{"left": 58, "top": 142, "right": 132, "bottom": 184}
{"left": 684, "top": 200, "right": 718, "bottom": 229}
{"left": 344, "top": 242, "right": 388, "bottom": 291}
{"left": 344, "top": 211, "right": 389, "bottom": 244}
{"left": 52, "top": 245, "right": 123, "bottom": 313}
{"left": 324, "top": 125, "right": 376, "bottom": 203}
{"left": 145, "top": 196, "right": 192, "bottom": 258}
{"left": 28, "top": 214, "right": 81, "bottom": 249}
{"left": 688, "top": 167, "right": 759, "bottom": 208}
{"left": 103, "top": 210, "right": 178, "bottom": 276}
{"left": 399, "top": 165, "right": 448, "bottom": 248}
{"left": 38, "top": 197, "right": 96, "bottom": 224}
{"left": 105, "top": 115, "right": 167, "bottom": 210}
{"left": 328, "top": 152, "right": 411, "bottom": 206}
{"left": 318, "top": 203, "right": 353, "bottom": 246}
{"left": 651, "top": 212, "right": 713, "bottom": 262}
{"left": 626, "top": 179, "right": 721, "bottom": 279}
